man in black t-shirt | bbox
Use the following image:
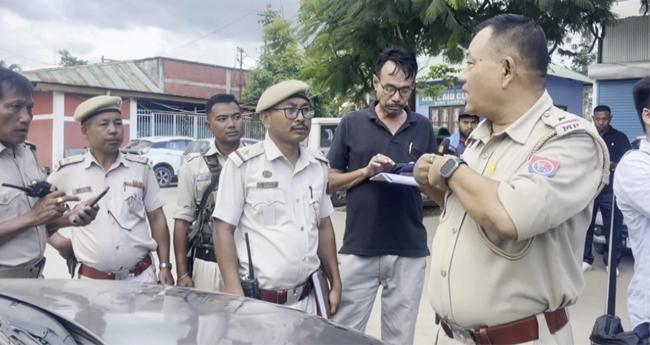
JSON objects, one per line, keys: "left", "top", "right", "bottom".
{"left": 583, "top": 105, "right": 632, "bottom": 275}
{"left": 327, "top": 47, "right": 435, "bottom": 345}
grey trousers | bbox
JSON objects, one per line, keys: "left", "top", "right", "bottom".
{"left": 332, "top": 254, "right": 426, "bottom": 345}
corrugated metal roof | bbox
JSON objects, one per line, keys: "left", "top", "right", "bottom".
{"left": 22, "top": 62, "right": 164, "bottom": 94}
{"left": 418, "top": 55, "right": 593, "bottom": 83}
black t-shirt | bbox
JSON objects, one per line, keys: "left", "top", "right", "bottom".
{"left": 327, "top": 103, "right": 436, "bottom": 257}
{"left": 601, "top": 126, "right": 632, "bottom": 194}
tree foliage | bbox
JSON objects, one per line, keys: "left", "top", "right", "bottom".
{"left": 0, "top": 60, "right": 21, "bottom": 72}
{"left": 58, "top": 50, "right": 88, "bottom": 67}
{"left": 559, "top": 30, "right": 597, "bottom": 75}
{"left": 299, "top": 0, "right": 617, "bottom": 103}
{"left": 417, "top": 64, "right": 461, "bottom": 100}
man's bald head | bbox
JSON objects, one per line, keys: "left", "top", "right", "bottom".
{"left": 474, "top": 14, "right": 549, "bottom": 82}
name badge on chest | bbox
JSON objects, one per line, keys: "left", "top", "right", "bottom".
{"left": 256, "top": 181, "right": 278, "bottom": 189}
{"left": 72, "top": 186, "right": 92, "bottom": 195}
{"left": 197, "top": 173, "right": 211, "bottom": 182}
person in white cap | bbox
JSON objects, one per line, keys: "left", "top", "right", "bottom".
{"left": 47, "top": 95, "right": 174, "bottom": 284}
{"left": 212, "top": 80, "right": 341, "bottom": 316}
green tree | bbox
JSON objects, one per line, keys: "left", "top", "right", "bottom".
{"left": 243, "top": 9, "right": 339, "bottom": 118}
{"left": 299, "top": 0, "right": 617, "bottom": 103}
{"left": 0, "top": 60, "right": 21, "bottom": 72}
{"left": 559, "top": 30, "right": 597, "bottom": 75}
{"left": 58, "top": 50, "right": 88, "bottom": 67}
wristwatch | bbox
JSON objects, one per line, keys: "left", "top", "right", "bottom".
{"left": 159, "top": 263, "right": 173, "bottom": 270}
{"left": 440, "top": 157, "right": 467, "bottom": 186}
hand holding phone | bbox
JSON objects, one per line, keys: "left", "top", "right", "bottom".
{"left": 70, "top": 187, "right": 109, "bottom": 225}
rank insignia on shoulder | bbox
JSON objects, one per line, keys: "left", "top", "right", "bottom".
{"left": 528, "top": 155, "right": 560, "bottom": 178}
{"left": 124, "top": 154, "right": 151, "bottom": 165}
{"left": 56, "top": 155, "right": 85, "bottom": 171}
{"left": 124, "top": 180, "right": 145, "bottom": 189}
{"left": 228, "top": 142, "right": 265, "bottom": 167}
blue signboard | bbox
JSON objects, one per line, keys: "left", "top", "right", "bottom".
{"left": 417, "top": 85, "right": 467, "bottom": 106}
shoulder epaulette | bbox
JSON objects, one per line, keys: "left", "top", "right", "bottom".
{"left": 184, "top": 152, "right": 202, "bottom": 163}
{"left": 540, "top": 108, "right": 591, "bottom": 138}
{"left": 305, "top": 147, "right": 329, "bottom": 165}
{"left": 56, "top": 155, "right": 84, "bottom": 171}
{"left": 228, "top": 142, "right": 265, "bottom": 168}
{"left": 24, "top": 141, "right": 36, "bottom": 152}
{"left": 125, "top": 154, "right": 151, "bottom": 166}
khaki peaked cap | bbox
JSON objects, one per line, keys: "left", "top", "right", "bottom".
{"left": 255, "top": 80, "right": 310, "bottom": 113}
{"left": 74, "top": 96, "right": 122, "bottom": 123}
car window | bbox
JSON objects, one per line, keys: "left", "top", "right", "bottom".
{"left": 183, "top": 141, "right": 211, "bottom": 155}
{"left": 162, "top": 140, "right": 191, "bottom": 151}
{"left": 320, "top": 125, "right": 337, "bottom": 148}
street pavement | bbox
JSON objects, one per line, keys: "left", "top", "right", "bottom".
{"left": 43, "top": 187, "right": 635, "bottom": 344}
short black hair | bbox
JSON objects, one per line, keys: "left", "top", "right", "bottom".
{"left": 593, "top": 105, "right": 612, "bottom": 116}
{"left": 632, "top": 77, "right": 650, "bottom": 133}
{"left": 0, "top": 67, "right": 33, "bottom": 100}
{"left": 205, "top": 94, "right": 240, "bottom": 119}
{"left": 475, "top": 14, "right": 549, "bottom": 79}
{"left": 375, "top": 47, "right": 418, "bottom": 81}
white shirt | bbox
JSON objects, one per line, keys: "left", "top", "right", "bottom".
{"left": 614, "top": 139, "right": 650, "bottom": 329}
{"left": 213, "top": 137, "right": 334, "bottom": 290}
{"left": 48, "top": 152, "right": 166, "bottom": 272}
{"left": 0, "top": 143, "right": 47, "bottom": 269}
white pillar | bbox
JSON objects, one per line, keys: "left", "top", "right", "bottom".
{"left": 130, "top": 98, "right": 138, "bottom": 139}
{"left": 590, "top": 81, "right": 599, "bottom": 121}
{"left": 52, "top": 92, "right": 65, "bottom": 167}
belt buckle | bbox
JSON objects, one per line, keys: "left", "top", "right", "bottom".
{"left": 445, "top": 321, "right": 477, "bottom": 345}
{"left": 287, "top": 285, "right": 303, "bottom": 305}
{"left": 114, "top": 270, "right": 134, "bottom": 280}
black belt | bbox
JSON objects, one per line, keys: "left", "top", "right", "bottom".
{"left": 194, "top": 247, "right": 217, "bottom": 263}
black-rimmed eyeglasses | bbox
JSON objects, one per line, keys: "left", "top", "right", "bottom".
{"left": 379, "top": 81, "right": 414, "bottom": 97}
{"left": 268, "top": 107, "right": 315, "bottom": 119}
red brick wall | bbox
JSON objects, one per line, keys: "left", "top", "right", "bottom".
{"left": 27, "top": 120, "right": 53, "bottom": 169}
{"left": 32, "top": 91, "right": 53, "bottom": 115}
{"left": 163, "top": 60, "right": 248, "bottom": 100}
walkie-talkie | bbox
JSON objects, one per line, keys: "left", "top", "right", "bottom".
{"left": 240, "top": 232, "right": 260, "bottom": 299}
{"left": 2, "top": 180, "right": 52, "bottom": 198}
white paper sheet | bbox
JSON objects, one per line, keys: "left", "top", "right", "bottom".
{"left": 369, "top": 173, "right": 419, "bottom": 187}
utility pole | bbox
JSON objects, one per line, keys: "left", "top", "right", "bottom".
{"left": 236, "top": 47, "right": 246, "bottom": 100}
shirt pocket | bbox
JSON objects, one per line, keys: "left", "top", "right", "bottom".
{"left": 246, "top": 189, "right": 285, "bottom": 227}
{"left": 0, "top": 189, "right": 24, "bottom": 223}
{"left": 306, "top": 188, "right": 324, "bottom": 229}
{"left": 111, "top": 190, "right": 146, "bottom": 231}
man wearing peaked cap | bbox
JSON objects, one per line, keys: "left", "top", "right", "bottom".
{"left": 213, "top": 80, "right": 342, "bottom": 317}
{"left": 47, "top": 95, "right": 174, "bottom": 285}
{"left": 73, "top": 95, "right": 122, "bottom": 123}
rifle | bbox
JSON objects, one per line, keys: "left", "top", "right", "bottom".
{"left": 240, "top": 233, "right": 259, "bottom": 299}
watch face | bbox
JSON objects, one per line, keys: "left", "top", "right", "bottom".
{"left": 440, "top": 159, "right": 459, "bottom": 177}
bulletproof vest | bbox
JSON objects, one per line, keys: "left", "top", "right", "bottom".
{"left": 187, "top": 155, "right": 222, "bottom": 249}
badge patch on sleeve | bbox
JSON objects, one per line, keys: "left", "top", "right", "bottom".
{"left": 528, "top": 155, "right": 561, "bottom": 177}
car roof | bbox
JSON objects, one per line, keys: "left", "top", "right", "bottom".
{"left": 0, "top": 280, "right": 385, "bottom": 345}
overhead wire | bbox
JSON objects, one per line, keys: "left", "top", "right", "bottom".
{"left": 0, "top": 46, "right": 56, "bottom": 67}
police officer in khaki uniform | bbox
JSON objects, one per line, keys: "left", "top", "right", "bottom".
{"left": 173, "top": 93, "right": 245, "bottom": 290}
{"left": 0, "top": 68, "right": 98, "bottom": 278}
{"left": 414, "top": 15, "right": 609, "bottom": 345}
{"left": 212, "top": 80, "right": 342, "bottom": 316}
{"left": 47, "top": 95, "right": 174, "bottom": 284}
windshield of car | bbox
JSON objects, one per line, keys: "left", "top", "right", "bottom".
{"left": 182, "top": 140, "right": 211, "bottom": 156}
{"left": 123, "top": 140, "right": 153, "bottom": 150}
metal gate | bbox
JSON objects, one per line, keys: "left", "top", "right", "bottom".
{"left": 136, "top": 109, "right": 265, "bottom": 139}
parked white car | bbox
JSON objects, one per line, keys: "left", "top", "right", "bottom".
{"left": 122, "top": 136, "right": 194, "bottom": 187}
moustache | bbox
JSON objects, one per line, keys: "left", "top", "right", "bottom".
{"left": 386, "top": 103, "right": 405, "bottom": 108}
{"left": 291, "top": 125, "right": 309, "bottom": 131}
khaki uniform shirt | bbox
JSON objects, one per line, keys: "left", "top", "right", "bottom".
{"left": 429, "top": 91, "right": 609, "bottom": 328}
{"left": 173, "top": 140, "right": 243, "bottom": 223}
{"left": 0, "top": 142, "right": 47, "bottom": 270}
{"left": 47, "top": 151, "right": 166, "bottom": 272}
{"left": 212, "top": 137, "right": 334, "bottom": 290}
